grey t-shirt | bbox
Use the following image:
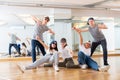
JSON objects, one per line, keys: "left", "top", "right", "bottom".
{"left": 10, "top": 34, "right": 17, "bottom": 44}
{"left": 88, "top": 24, "right": 105, "bottom": 42}
{"left": 33, "top": 24, "right": 49, "bottom": 40}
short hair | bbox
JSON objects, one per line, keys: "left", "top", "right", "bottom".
{"left": 87, "top": 17, "right": 95, "bottom": 25}
{"left": 60, "top": 38, "right": 67, "bottom": 43}
{"left": 45, "top": 16, "right": 50, "bottom": 22}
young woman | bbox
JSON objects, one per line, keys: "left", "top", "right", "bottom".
{"left": 19, "top": 36, "right": 59, "bottom": 72}
{"left": 44, "top": 38, "right": 79, "bottom": 68}
{"left": 73, "top": 27, "right": 109, "bottom": 72}
{"left": 58, "top": 38, "right": 79, "bottom": 68}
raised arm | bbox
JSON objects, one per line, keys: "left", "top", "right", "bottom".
{"left": 98, "top": 23, "right": 108, "bottom": 29}
{"left": 36, "top": 35, "right": 49, "bottom": 50}
{"left": 72, "top": 26, "right": 89, "bottom": 32}
{"left": 78, "top": 32, "right": 83, "bottom": 45}
{"left": 73, "top": 27, "right": 83, "bottom": 45}
{"left": 32, "top": 16, "right": 42, "bottom": 24}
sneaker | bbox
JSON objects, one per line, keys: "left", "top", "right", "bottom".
{"left": 99, "top": 65, "right": 110, "bottom": 72}
{"left": 80, "top": 64, "right": 88, "bottom": 69}
{"left": 7, "top": 55, "right": 11, "bottom": 58}
{"left": 53, "top": 65, "right": 59, "bottom": 72}
{"left": 104, "top": 65, "right": 110, "bottom": 71}
{"left": 14, "top": 54, "right": 21, "bottom": 57}
{"left": 25, "top": 66, "right": 37, "bottom": 70}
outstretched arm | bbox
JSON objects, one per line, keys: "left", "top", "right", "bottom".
{"left": 48, "top": 29, "right": 55, "bottom": 35}
{"left": 36, "top": 35, "right": 49, "bottom": 50}
{"left": 72, "top": 26, "right": 89, "bottom": 32}
{"left": 98, "top": 23, "right": 108, "bottom": 29}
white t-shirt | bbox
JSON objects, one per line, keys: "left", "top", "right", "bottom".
{"left": 60, "top": 46, "right": 73, "bottom": 60}
{"left": 46, "top": 49, "right": 58, "bottom": 55}
{"left": 79, "top": 44, "right": 91, "bottom": 56}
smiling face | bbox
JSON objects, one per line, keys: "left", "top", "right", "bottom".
{"left": 84, "top": 42, "right": 91, "bottom": 49}
{"left": 88, "top": 19, "right": 95, "bottom": 26}
{"left": 87, "top": 17, "right": 95, "bottom": 27}
{"left": 50, "top": 41, "right": 58, "bottom": 51}
{"left": 51, "top": 41, "right": 57, "bottom": 48}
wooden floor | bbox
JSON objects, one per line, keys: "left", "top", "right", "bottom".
{"left": 0, "top": 55, "right": 120, "bottom": 80}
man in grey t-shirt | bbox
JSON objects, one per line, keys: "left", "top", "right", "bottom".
{"left": 8, "top": 33, "right": 21, "bottom": 56}
{"left": 73, "top": 17, "right": 109, "bottom": 67}
{"left": 31, "top": 16, "right": 55, "bottom": 62}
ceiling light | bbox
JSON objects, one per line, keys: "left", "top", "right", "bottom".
{"left": 110, "top": 8, "right": 120, "bottom": 11}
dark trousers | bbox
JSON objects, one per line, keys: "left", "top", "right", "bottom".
{"left": 44, "top": 58, "right": 80, "bottom": 68}
{"left": 9, "top": 43, "right": 21, "bottom": 55}
{"left": 31, "top": 39, "right": 46, "bottom": 62}
{"left": 90, "top": 39, "right": 108, "bottom": 65}
{"left": 58, "top": 58, "right": 80, "bottom": 68}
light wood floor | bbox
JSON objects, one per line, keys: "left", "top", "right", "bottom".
{"left": 0, "top": 56, "right": 120, "bottom": 80}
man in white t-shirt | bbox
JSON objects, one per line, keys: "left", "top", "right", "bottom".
{"left": 73, "top": 27, "right": 110, "bottom": 72}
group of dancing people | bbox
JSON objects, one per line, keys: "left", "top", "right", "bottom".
{"left": 18, "top": 16, "right": 110, "bottom": 72}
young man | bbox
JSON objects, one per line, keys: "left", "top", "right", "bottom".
{"left": 73, "top": 27, "right": 109, "bottom": 71}
{"left": 75, "top": 17, "right": 109, "bottom": 67}
{"left": 8, "top": 33, "right": 21, "bottom": 57}
{"left": 31, "top": 16, "right": 55, "bottom": 62}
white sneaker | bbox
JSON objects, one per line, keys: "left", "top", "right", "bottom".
{"left": 7, "top": 55, "right": 11, "bottom": 58}
{"left": 25, "top": 66, "right": 37, "bottom": 70}
{"left": 80, "top": 64, "right": 88, "bottom": 69}
{"left": 99, "top": 65, "right": 110, "bottom": 72}
{"left": 53, "top": 65, "right": 59, "bottom": 72}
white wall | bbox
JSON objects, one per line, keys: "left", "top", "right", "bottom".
{"left": 53, "top": 22, "right": 72, "bottom": 50}
{"left": 114, "top": 27, "right": 120, "bottom": 49}
{"left": 101, "top": 22, "right": 115, "bottom": 51}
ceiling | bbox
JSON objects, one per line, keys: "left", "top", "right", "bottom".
{"left": 0, "top": 0, "right": 120, "bottom": 27}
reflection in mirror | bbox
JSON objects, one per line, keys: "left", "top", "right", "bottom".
{"left": 0, "top": 8, "right": 120, "bottom": 58}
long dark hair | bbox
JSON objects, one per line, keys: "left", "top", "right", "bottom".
{"left": 49, "top": 41, "right": 58, "bottom": 51}
{"left": 22, "top": 42, "right": 27, "bottom": 48}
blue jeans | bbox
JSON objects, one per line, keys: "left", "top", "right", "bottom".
{"left": 78, "top": 51, "right": 99, "bottom": 71}
{"left": 9, "top": 43, "right": 21, "bottom": 55}
{"left": 90, "top": 39, "right": 108, "bottom": 65}
{"left": 31, "top": 39, "right": 46, "bottom": 62}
